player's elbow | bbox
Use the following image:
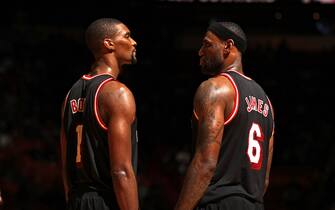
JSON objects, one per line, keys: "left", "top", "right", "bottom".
{"left": 111, "top": 164, "right": 134, "bottom": 180}
{"left": 199, "top": 156, "right": 217, "bottom": 176}
{"left": 112, "top": 169, "right": 128, "bottom": 178}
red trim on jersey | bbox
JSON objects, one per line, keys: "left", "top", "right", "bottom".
{"left": 94, "top": 78, "right": 115, "bottom": 130}
{"left": 220, "top": 73, "right": 239, "bottom": 125}
{"left": 82, "top": 73, "right": 115, "bottom": 80}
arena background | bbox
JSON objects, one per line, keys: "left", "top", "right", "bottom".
{"left": 0, "top": 1, "right": 334, "bottom": 209}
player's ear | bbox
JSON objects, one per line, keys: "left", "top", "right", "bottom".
{"left": 223, "top": 39, "right": 234, "bottom": 56}
{"left": 225, "top": 39, "right": 235, "bottom": 49}
{"left": 104, "top": 38, "right": 115, "bottom": 50}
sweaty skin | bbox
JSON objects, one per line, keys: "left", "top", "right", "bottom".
{"left": 175, "top": 29, "right": 274, "bottom": 210}
{"left": 174, "top": 75, "right": 235, "bottom": 210}
{"left": 60, "top": 22, "right": 139, "bottom": 210}
{"left": 99, "top": 81, "right": 138, "bottom": 210}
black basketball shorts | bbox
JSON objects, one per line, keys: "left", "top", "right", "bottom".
{"left": 195, "top": 195, "right": 264, "bottom": 210}
{"left": 67, "top": 191, "right": 118, "bottom": 210}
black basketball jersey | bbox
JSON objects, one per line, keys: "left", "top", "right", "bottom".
{"left": 193, "top": 70, "right": 274, "bottom": 205}
{"left": 63, "top": 73, "right": 138, "bottom": 193}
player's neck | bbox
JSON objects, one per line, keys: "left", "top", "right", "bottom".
{"left": 222, "top": 56, "right": 243, "bottom": 74}
{"left": 89, "top": 60, "right": 119, "bottom": 79}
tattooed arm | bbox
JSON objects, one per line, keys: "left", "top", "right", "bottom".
{"left": 174, "top": 77, "right": 234, "bottom": 210}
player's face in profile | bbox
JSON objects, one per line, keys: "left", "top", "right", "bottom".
{"left": 113, "top": 24, "right": 137, "bottom": 65}
{"left": 198, "top": 32, "right": 224, "bottom": 75}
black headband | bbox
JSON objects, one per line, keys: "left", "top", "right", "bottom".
{"left": 207, "top": 22, "right": 247, "bottom": 53}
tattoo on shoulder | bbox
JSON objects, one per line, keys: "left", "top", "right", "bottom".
{"left": 195, "top": 81, "right": 220, "bottom": 112}
{"left": 195, "top": 81, "right": 223, "bottom": 147}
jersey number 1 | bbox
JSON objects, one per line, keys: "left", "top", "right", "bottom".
{"left": 247, "top": 123, "right": 264, "bottom": 170}
{"left": 76, "top": 125, "right": 83, "bottom": 164}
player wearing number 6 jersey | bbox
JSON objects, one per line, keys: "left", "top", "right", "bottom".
{"left": 60, "top": 18, "right": 139, "bottom": 210}
{"left": 174, "top": 21, "right": 274, "bottom": 210}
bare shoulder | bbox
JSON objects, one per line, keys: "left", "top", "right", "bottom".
{"left": 98, "top": 80, "right": 136, "bottom": 120}
{"left": 194, "top": 76, "right": 235, "bottom": 118}
{"left": 194, "top": 78, "right": 222, "bottom": 114}
{"left": 100, "top": 80, "right": 135, "bottom": 103}
{"left": 195, "top": 76, "right": 233, "bottom": 102}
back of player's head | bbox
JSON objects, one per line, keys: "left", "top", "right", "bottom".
{"left": 208, "top": 21, "right": 247, "bottom": 53}
{"left": 85, "top": 18, "right": 123, "bottom": 54}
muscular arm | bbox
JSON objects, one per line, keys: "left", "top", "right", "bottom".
{"left": 60, "top": 98, "right": 69, "bottom": 202}
{"left": 99, "top": 82, "right": 139, "bottom": 210}
{"left": 175, "top": 78, "right": 231, "bottom": 210}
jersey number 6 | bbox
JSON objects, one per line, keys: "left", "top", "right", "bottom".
{"left": 247, "top": 123, "right": 264, "bottom": 170}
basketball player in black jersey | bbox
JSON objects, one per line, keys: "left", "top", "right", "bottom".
{"left": 174, "top": 21, "right": 275, "bottom": 210}
{"left": 60, "top": 18, "right": 139, "bottom": 210}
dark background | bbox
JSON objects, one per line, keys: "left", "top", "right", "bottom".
{"left": 0, "top": 1, "right": 334, "bottom": 209}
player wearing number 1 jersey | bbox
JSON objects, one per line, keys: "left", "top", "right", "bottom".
{"left": 174, "top": 21, "right": 274, "bottom": 210}
{"left": 60, "top": 18, "right": 139, "bottom": 210}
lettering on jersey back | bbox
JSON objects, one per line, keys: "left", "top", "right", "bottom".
{"left": 245, "top": 96, "right": 269, "bottom": 117}
{"left": 70, "top": 98, "right": 85, "bottom": 114}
